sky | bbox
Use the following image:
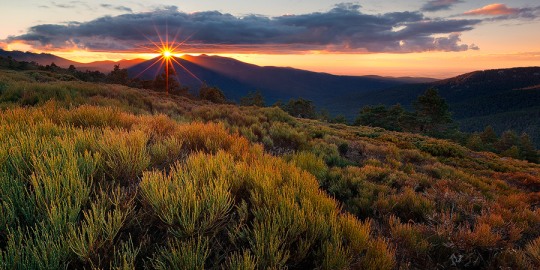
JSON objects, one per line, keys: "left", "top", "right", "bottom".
{"left": 1, "top": 0, "right": 539, "bottom": 78}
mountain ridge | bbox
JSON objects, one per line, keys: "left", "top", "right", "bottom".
{"left": 0, "top": 49, "right": 145, "bottom": 72}
{"left": 128, "top": 55, "right": 425, "bottom": 109}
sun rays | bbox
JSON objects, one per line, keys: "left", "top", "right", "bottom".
{"left": 134, "top": 26, "right": 201, "bottom": 95}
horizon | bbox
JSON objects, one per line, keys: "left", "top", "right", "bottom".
{"left": 1, "top": 1, "right": 540, "bottom": 78}
{"left": 5, "top": 49, "right": 539, "bottom": 80}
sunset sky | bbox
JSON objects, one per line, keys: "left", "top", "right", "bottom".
{"left": 1, "top": 0, "right": 539, "bottom": 78}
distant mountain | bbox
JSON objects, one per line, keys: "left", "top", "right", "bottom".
{"left": 0, "top": 49, "right": 79, "bottom": 67}
{"left": 0, "top": 49, "right": 144, "bottom": 72}
{"left": 79, "top": 58, "right": 146, "bottom": 72}
{"left": 333, "top": 67, "right": 540, "bottom": 144}
{"left": 128, "top": 54, "right": 428, "bottom": 112}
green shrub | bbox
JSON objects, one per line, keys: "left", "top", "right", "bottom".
{"left": 100, "top": 128, "right": 150, "bottom": 184}
{"left": 152, "top": 237, "right": 210, "bottom": 270}
{"left": 288, "top": 151, "right": 328, "bottom": 180}
{"left": 223, "top": 251, "right": 257, "bottom": 270}
{"left": 269, "top": 122, "right": 306, "bottom": 149}
{"left": 140, "top": 156, "right": 233, "bottom": 237}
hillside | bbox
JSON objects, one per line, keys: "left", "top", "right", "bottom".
{"left": 334, "top": 67, "right": 540, "bottom": 144}
{"left": 0, "top": 49, "right": 144, "bottom": 72}
{"left": 128, "top": 55, "right": 425, "bottom": 111}
{"left": 1, "top": 69, "right": 540, "bottom": 269}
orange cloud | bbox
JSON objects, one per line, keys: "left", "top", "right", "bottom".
{"left": 464, "top": 4, "right": 518, "bottom": 16}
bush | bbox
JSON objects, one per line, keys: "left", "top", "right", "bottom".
{"left": 140, "top": 156, "right": 233, "bottom": 237}
{"left": 152, "top": 237, "right": 209, "bottom": 270}
{"left": 287, "top": 151, "right": 328, "bottom": 180}
{"left": 199, "top": 85, "right": 227, "bottom": 103}
{"left": 100, "top": 129, "right": 150, "bottom": 185}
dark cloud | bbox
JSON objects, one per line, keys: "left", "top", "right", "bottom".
{"left": 100, "top": 4, "right": 132, "bottom": 13}
{"left": 422, "top": 0, "right": 463, "bottom": 12}
{"left": 6, "top": 4, "right": 481, "bottom": 53}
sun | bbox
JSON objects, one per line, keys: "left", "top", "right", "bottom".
{"left": 134, "top": 28, "right": 201, "bottom": 95}
{"left": 162, "top": 49, "right": 172, "bottom": 58}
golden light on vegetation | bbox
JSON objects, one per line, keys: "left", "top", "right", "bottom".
{"left": 0, "top": 69, "right": 540, "bottom": 269}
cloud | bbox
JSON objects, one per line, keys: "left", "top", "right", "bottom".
{"left": 5, "top": 4, "right": 481, "bottom": 54}
{"left": 100, "top": 4, "right": 132, "bottom": 13}
{"left": 50, "top": 1, "right": 89, "bottom": 9}
{"left": 463, "top": 4, "right": 540, "bottom": 20}
{"left": 464, "top": 4, "right": 518, "bottom": 16}
{"left": 422, "top": 0, "right": 463, "bottom": 12}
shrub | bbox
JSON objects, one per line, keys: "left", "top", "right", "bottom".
{"left": 152, "top": 237, "right": 210, "bottom": 270}
{"left": 68, "top": 191, "right": 133, "bottom": 266}
{"left": 0, "top": 224, "right": 71, "bottom": 269}
{"left": 389, "top": 216, "right": 430, "bottom": 257}
{"left": 418, "top": 140, "right": 465, "bottom": 158}
{"left": 223, "top": 251, "right": 257, "bottom": 270}
{"left": 287, "top": 151, "right": 328, "bottom": 180}
{"left": 199, "top": 85, "right": 227, "bottom": 103}
{"left": 100, "top": 129, "right": 150, "bottom": 184}
{"left": 526, "top": 237, "right": 540, "bottom": 265}
{"left": 140, "top": 155, "right": 233, "bottom": 237}
{"left": 379, "top": 188, "right": 435, "bottom": 221}
{"left": 268, "top": 122, "right": 307, "bottom": 149}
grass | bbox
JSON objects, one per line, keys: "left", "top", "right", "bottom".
{"left": 0, "top": 69, "right": 539, "bottom": 269}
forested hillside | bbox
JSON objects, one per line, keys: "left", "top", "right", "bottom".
{"left": 336, "top": 67, "right": 540, "bottom": 146}
{"left": 1, "top": 69, "right": 540, "bottom": 269}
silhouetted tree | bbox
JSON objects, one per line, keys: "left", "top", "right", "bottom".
{"left": 501, "top": 145, "right": 520, "bottom": 159}
{"left": 497, "top": 130, "right": 519, "bottom": 152}
{"left": 318, "top": 109, "right": 331, "bottom": 122}
{"left": 355, "top": 104, "right": 407, "bottom": 131}
{"left": 273, "top": 100, "right": 284, "bottom": 108}
{"left": 414, "top": 88, "right": 454, "bottom": 135}
{"left": 480, "top": 126, "right": 499, "bottom": 150}
{"left": 284, "top": 98, "right": 316, "bottom": 119}
{"left": 153, "top": 68, "right": 187, "bottom": 95}
{"left": 355, "top": 105, "right": 390, "bottom": 128}
{"left": 466, "top": 133, "right": 484, "bottom": 151}
{"left": 107, "top": 64, "right": 129, "bottom": 85}
{"left": 7, "top": 56, "right": 15, "bottom": 69}
{"left": 519, "top": 133, "right": 539, "bottom": 163}
{"left": 199, "top": 85, "right": 227, "bottom": 103}
{"left": 331, "top": 115, "right": 348, "bottom": 124}
{"left": 45, "top": 62, "right": 61, "bottom": 72}
{"left": 240, "top": 91, "right": 265, "bottom": 107}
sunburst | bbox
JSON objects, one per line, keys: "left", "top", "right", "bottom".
{"left": 134, "top": 26, "right": 201, "bottom": 95}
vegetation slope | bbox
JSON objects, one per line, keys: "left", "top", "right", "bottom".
{"left": 333, "top": 67, "right": 540, "bottom": 146}
{"left": 1, "top": 69, "right": 540, "bottom": 269}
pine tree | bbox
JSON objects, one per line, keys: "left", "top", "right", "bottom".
{"left": 519, "top": 133, "right": 539, "bottom": 163}
{"left": 480, "top": 126, "right": 498, "bottom": 145}
{"left": 153, "top": 68, "right": 186, "bottom": 95}
{"left": 199, "top": 85, "right": 227, "bottom": 103}
{"left": 501, "top": 145, "right": 520, "bottom": 159}
{"left": 108, "top": 64, "right": 129, "bottom": 85}
{"left": 284, "top": 98, "right": 316, "bottom": 119}
{"left": 497, "top": 130, "right": 519, "bottom": 152}
{"left": 240, "top": 91, "right": 265, "bottom": 107}
{"left": 466, "top": 133, "right": 484, "bottom": 151}
{"left": 413, "top": 88, "right": 454, "bottom": 135}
